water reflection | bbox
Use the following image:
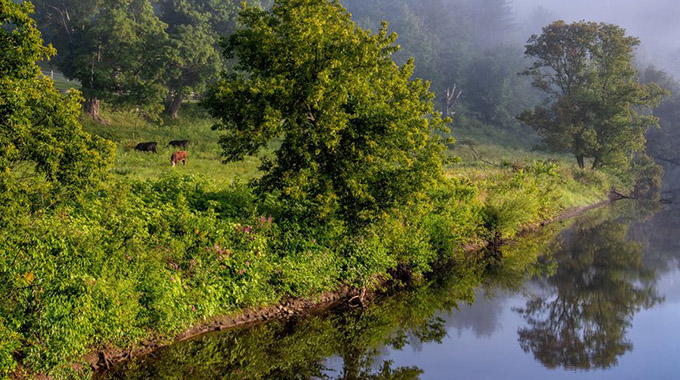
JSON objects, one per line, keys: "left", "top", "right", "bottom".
{"left": 515, "top": 208, "right": 663, "bottom": 370}
{"left": 104, "top": 202, "right": 680, "bottom": 379}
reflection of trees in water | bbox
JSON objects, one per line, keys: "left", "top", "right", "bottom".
{"left": 102, "top": 312, "right": 425, "bottom": 380}
{"left": 515, "top": 214, "right": 663, "bottom": 370}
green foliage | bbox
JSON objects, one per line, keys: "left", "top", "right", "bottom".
{"left": 1, "top": 4, "right": 624, "bottom": 378}
{"left": 0, "top": 319, "right": 21, "bottom": 380}
{"left": 203, "top": 0, "right": 449, "bottom": 227}
{"left": 518, "top": 21, "right": 667, "bottom": 169}
{"left": 343, "top": 0, "right": 536, "bottom": 128}
{"left": 0, "top": 0, "right": 114, "bottom": 223}
{"left": 480, "top": 161, "right": 561, "bottom": 241}
{"left": 99, "top": 205, "right": 566, "bottom": 380}
{"left": 34, "top": 0, "right": 170, "bottom": 117}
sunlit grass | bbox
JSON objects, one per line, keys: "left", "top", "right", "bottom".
{"left": 82, "top": 104, "right": 263, "bottom": 182}
{"left": 83, "top": 105, "right": 615, "bottom": 210}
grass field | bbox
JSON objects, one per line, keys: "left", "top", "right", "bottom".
{"left": 82, "top": 104, "right": 613, "bottom": 211}
{"left": 82, "top": 105, "right": 263, "bottom": 183}
{"left": 41, "top": 69, "right": 81, "bottom": 92}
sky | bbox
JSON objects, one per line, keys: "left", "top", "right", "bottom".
{"left": 511, "top": 0, "right": 680, "bottom": 75}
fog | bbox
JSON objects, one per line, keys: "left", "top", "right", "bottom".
{"left": 512, "top": 0, "right": 680, "bottom": 76}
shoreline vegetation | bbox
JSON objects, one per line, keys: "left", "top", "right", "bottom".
{"left": 6, "top": 107, "right": 625, "bottom": 380}
{"left": 87, "top": 194, "right": 615, "bottom": 376}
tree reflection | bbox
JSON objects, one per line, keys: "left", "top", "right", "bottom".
{"left": 515, "top": 215, "right": 663, "bottom": 370}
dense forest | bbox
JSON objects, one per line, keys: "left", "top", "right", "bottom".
{"left": 1, "top": 0, "right": 678, "bottom": 378}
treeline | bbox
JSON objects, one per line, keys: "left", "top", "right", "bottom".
{"left": 31, "top": 0, "right": 541, "bottom": 128}
{"left": 33, "top": 0, "right": 263, "bottom": 121}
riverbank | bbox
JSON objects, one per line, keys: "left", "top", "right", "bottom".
{"left": 3, "top": 110, "right": 627, "bottom": 380}
{"left": 88, "top": 194, "right": 616, "bottom": 375}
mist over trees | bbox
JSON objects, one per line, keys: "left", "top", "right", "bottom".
{"left": 27, "top": 0, "right": 680, "bottom": 177}
{"left": 343, "top": 0, "right": 539, "bottom": 128}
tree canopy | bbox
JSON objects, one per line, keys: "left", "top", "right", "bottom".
{"left": 202, "top": 0, "right": 449, "bottom": 226}
{"left": 33, "top": 0, "right": 171, "bottom": 120}
{"left": 518, "top": 21, "right": 666, "bottom": 169}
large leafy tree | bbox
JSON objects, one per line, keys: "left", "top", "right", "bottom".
{"left": 203, "top": 0, "right": 449, "bottom": 226}
{"left": 158, "top": 0, "right": 249, "bottom": 119}
{"left": 33, "top": 0, "right": 169, "bottom": 121}
{"left": 0, "top": 0, "right": 114, "bottom": 218}
{"left": 518, "top": 21, "right": 665, "bottom": 169}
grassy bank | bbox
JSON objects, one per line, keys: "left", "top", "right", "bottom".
{"left": 2, "top": 108, "right": 620, "bottom": 379}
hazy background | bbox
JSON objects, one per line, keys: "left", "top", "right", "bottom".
{"left": 513, "top": 0, "right": 680, "bottom": 76}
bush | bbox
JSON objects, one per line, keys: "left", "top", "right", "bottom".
{"left": 0, "top": 320, "right": 20, "bottom": 380}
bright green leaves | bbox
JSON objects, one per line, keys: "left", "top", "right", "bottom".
{"left": 519, "top": 21, "right": 667, "bottom": 169}
{"left": 204, "top": 0, "right": 449, "bottom": 227}
{"left": 0, "top": 0, "right": 115, "bottom": 217}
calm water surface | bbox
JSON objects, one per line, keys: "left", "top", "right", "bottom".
{"left": 105, "top": 202, "right": 680, "bottom": 379}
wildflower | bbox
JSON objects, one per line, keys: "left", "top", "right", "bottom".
{"left": 191, "top": 305, "right": 196, "bottom": 312}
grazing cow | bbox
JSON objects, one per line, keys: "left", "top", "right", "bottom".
{"left": 168, "top": 140, "right": 189, "bottom": 149}
{"left": 171, "top": 150, "right": 187, "bottom": 167}
{"left": 134, "top": 142, "right": 158, "bottom": 153}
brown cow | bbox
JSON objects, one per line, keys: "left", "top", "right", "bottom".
{"left": 170, "top": 151, "right": 187, "bottom": 167}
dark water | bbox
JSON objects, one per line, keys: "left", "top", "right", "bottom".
{"left": 105, "top": 202, "right": 680, "bottom": 380}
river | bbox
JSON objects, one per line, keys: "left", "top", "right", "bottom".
{"left": 103, "top": 201, "right": 680, "bottom": 379}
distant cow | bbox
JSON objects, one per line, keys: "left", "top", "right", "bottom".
{"left": 170, "top": 151, "right": 187, "bottom": 167}
{"left": 168, "top": 140, "right": 189, "bottom": 149}
{"left": 134, "top": 142, "right": 158, "bottom": 153}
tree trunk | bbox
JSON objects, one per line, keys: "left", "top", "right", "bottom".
{"left": 166, "top": 92, "right": 183, "bottom": 120}
{"left": 577, "top": 155, "right": 585, "bottom": 169}
{"left": 591, "top": 157, "right": 600, "bottom": 170}
{"left": 85, "top": 97, "right": 108, "bottom": 124}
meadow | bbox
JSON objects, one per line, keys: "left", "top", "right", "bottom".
{"left": 83, "top": 105, "right": 613, "bottom": 209}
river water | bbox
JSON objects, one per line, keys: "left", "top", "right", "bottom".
{"left": 104, "top": 202, "right": 680, "bottom": 379}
